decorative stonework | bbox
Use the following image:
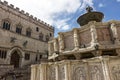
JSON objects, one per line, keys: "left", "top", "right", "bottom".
{"left": 110, "top": 23, "right": 120, "bottom": 44}
{"left": 79, "top": 29, "right": 91, "bottom": 47}
{"left": 73, "top": 28, "right": 79, "bottom": 50}
{"left": 47, "top": 65, "right": 56, "bottom": 80}
{"left": 90, "top": 65, "right": 104, "bottom": 80}
{"left": 54, "top": 38, "right": 59, "bottom": 52}
{"left": 111, "top": 64, "right": 120, "bottom": 80}
{"left": 58, "top": 65, "right": 65, "bottom": 80}
{"left": 58, "top": 33, "right": 65, "bottom": 52}
{"left": 72, "top": 64, "right": 86, "bottom": 80}
{"left": 90, "top": 25, "right": 99, "bottom": 47}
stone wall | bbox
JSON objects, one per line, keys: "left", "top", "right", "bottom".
{"left": 31, "top": 56, "right": 120, "bottom": 80}
{"left": 0, "top": 0, "right": 54, "bottom": 66}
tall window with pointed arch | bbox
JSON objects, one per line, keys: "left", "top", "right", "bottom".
{"left": 2, "top": 20, "right": 11, "bottom": 30}
{"left": 16, "top": 24, "right": 22, "bottom": 34}
{"left": 26, "top": 28, "right": 32, "bottom": 37}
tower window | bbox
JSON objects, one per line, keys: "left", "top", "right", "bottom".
{"left": 36, "top": 27, "right": 39, "bottom": 32}
{"left": 26, "top": 28, "right": 32, "bottom": 37}
{"left": 16, "top": 27, "right": 22, "bottom": 34}
{"left": 50, "top": 33, "right": 52, "bottom": 37}
{"left": 25, "top": 53, "right": 30, "bottom": 60}
{"left": 2, "top": 20, "right": 11, "bottom": 30}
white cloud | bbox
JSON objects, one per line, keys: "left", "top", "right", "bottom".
{"left": 2, "top": 0, "right": 94, "bottom": 31}
{"left": 117, "top": 0, "right": 120, "bottom": 2}
{"left": 62, "top": 25, "right": 70, "bottom": 30}
{"left": 98, "top": 3, "right": 104, "bottom": 8}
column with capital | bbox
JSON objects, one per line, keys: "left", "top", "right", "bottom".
{"left": 58, "top": 33, "right": 65, "bottom": 52}
{"left": 73, "top": 28, "right": 80, "bottom": 50}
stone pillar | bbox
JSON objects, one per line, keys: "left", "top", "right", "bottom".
{"left": 110, "top": 23, "right": 120, "bottom": 44}
{"left": 58, "top": 33, "right": 65, "bottom": 52}
{"left": 40, "top": 64, "right": 47, "bottom": 80}
{"left": 36, "top": 65, "right": 40, "bottom": 80}
{"left": 31, "top": 65, "right": 37, "bottom": 80}
{"left": 63, "top": 61, "right": 71, "bottom": 80}
{"left": 54, "top": 38, "right": 59, "bottom": 52}
{"left": 73, "top": 28, "right": 79, "bottom": 50}
{"left": 100, "top": 57, "right": 111, "bottom": 80}
{"left": 55, "top": 65, "right": 59, "bottom": 80}
{"left": 90, "top": 25, "right": 99, "bottom": 47}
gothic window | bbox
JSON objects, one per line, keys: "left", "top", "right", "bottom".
{"left": 25, "top": 53, "right": 30, "bottom": 60}
{"left": 0, "top": 50, "right": 7, "bottom": 59}
{"left": 2, "top": 20, "right": 11, "bottom": 30}
{"left": 36, "top": 27, "right": 39, "bottom": 32}
{"left": 16, "top": 24, "right": 22, "bottom": 34}
{"left": 26, "top": 28, "right": 32, "bottom": 37}
{"left": 50, "top": 33, "right": 52, "bottom": 37}
{"left": 39, "top": 32, "right": 43, "bottom": 41}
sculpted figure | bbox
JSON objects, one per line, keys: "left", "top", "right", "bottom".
{"left": 74, "top": 29, "right": 79, "bottom": 48}
{"left": 54, "top": 38, "right": 58, "bottom": 52}
{"left": 91, "top": 66, "right": 102, "bottom": 80}
{"left": 111, "top": 23, "right": 117, "bottom": 38}
{"left": 90, "top": 25, "right": 98, "bottom": 44}
{"left": 112, "top": 65, "right": 120, "bottom": 80}
{"left": 58, "top": 33, "right": 65, "bottom": 51}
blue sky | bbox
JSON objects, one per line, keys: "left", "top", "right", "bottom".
{"left": 2, "top": 0, "right": 120, "bottom": 36}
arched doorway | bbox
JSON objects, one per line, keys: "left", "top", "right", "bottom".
{"left": 10, "top": 51, "right": 20, "bottom": 68}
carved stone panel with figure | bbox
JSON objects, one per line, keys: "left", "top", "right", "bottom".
{"left": 89, "top": 65, "right": 104, "bottom": 80}
{"left": 71, "top": 63, "right": 87, "bottom": 80}
{"left": 112, "top": 64, "right": 120, "bottom": 80}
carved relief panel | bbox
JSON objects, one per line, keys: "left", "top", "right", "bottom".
{"left": 111, "top": 64, "right": 120, "bottom": 80}
{"left": 58, "top": 65, "right": 65, "bottom": 80}
{"left": 79, "top": 30, "right": 91, "bottom": 47}
{"left": 47, "top": 65, "right": 56, "bottom": 80}
{"left": 97, "top": 27, "right": 111, "bottom": 44}
{"left": 89, "top": 64, "right": 104, "bottom": 80}
{"left": 64, "top": 34, "right": 74, "bottom": 50}
{"left": 71, "top": 62, "right": 87, "bottom": 80}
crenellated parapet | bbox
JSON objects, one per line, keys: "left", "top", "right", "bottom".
{"left": 0, "top": 0, "right": 54, "bottom": 31}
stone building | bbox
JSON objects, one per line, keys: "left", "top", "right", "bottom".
{"left": 0, "top": 0, "right": 54, "bottom": 68}
{"left": 31, "top": 7, "right": 120, "bottom": 80}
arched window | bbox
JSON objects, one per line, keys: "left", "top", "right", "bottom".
{"left": 26, "top": 28, "right": 32, "bottom": 37}
{"left": 16, "top": 24, "right": 22, "bottom": 34}
{"left": 2, "top": 20, "right": 11, "bottom": 30}
{"left": 39, "top": 32, "right": 43, "bottom": 41}
{"left": 49, "top": 33, "right": 52, "bottom": 37}
{"left": 36, "top": 27, "right": 39, "bottom": 32}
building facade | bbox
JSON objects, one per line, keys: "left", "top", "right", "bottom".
{"left": 0, "top": 0, "right": 54, "bottom": 68}
{"left": 31, "top": 7, "right": 120, "bottom": 80}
